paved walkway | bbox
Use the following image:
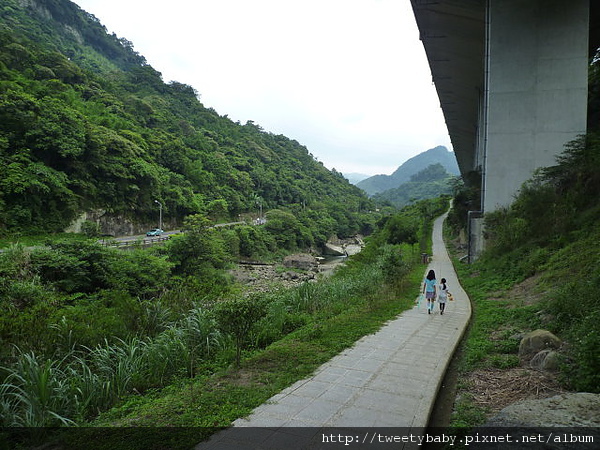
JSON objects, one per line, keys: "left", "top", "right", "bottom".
{"left": 197, "top": 211, "right": 472, "bottom": 449}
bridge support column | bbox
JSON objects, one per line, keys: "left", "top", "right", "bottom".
{"left": 482, "top": 0, "right": 589, "bottom": 212}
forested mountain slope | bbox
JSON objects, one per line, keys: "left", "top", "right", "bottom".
{"left": 357, "top": 145, "right": 459, "bottom": 196}
{"left": 0, "top": 0, "right": 371, "bottom": 234}
{"left": 372, "top": 163, "right": 455, "bottom": 208}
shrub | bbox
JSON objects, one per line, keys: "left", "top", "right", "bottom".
{"left": 28, "top": 240, "right": 116, "bottom": 294}
{"left": 566, "top": 309, "right": 600, "bottom": 392}
{"left": 382, "top": 214, "right": 420, "bottom": 245}
{"left": 264, "top": 209, "right": 311, "bottom": 250}
{"left": 29, "top": 247, "right": 89, "bottom": 294}
{"left": 167, "top": 214, "right": 229, "bottom": 277}
{"left": 81, "top": 220, "right": 100, "bottom": 238}
{"left": 378, "top": 244, "right": 411, "bottom": 287}
{"left": 1, "top": 277, "right": 48, "bottom": 309}
{"left": 106, "top": 249, "right": 173, "bottom": 299}
{"left": 544, "top": 281, "right": 586, "bottom": 329}
{"left": 0, "top": 244, "right": 32, "bottom": 281}
{"left": 47, "top": 291, "right": 138, "bottom": 350}
{"left": 234, "top": 225, "right": 275, "bottom": 258}
{"left": 0, "top": 299, "right": 57, "bottom": 358}
{"left": 213, "top": 297, "right": 268, "bottom": 366}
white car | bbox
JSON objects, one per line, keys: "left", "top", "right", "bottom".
{"left": 146, "top": 228, "right": 164, "bottom": 236}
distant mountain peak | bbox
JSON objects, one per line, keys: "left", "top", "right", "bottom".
{"left": 356, "top": 146, "right": 458, "bottom": 196}
{"left": 343, "top": 173, "right": 371, "bottom": 185}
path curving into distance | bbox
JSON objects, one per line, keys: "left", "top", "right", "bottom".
{"left": 197, "top": 210, "right": 472, "bottom": 449}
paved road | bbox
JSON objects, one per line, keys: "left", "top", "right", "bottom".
{"left": 196, "top": 211, "right": 472, "bottom": 449}
{"left": 100, "top": 222, "right": 249, "bottom": 246}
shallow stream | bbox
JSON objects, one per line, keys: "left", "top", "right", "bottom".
{"left": 317, "top": 255, "right": 348, "bottom": 276}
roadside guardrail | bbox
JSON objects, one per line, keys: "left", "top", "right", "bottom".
{"left": 100, "top": 236, "right": 171, "bottom": 248}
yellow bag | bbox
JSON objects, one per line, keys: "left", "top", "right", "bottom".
{"left": 448, "top": 293, "right": 454, "bottom": 301}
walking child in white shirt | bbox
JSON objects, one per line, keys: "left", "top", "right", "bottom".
{"left": 438, "top": 278, "right": 450, "bottom": 315}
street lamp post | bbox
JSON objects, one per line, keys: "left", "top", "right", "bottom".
{"left": 154, "top": 200, "right": 162, "bottom": 230}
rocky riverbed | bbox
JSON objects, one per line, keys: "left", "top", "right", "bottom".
{"left": 229, "top": 237, "right": 363, "bottom": 295}
{"left": 228, "top": 253, "right": 350, "bottom": 295}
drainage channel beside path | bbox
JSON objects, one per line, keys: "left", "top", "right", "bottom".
{"left": 197, "top": 211, "right": 472, "bottom": 449}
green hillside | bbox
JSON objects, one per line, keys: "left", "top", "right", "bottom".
{"left": 0, "top": 0, "right": 371, "bottom": 236}
{"left": 372, "top": 163, "right": 456, "bottom": 208}
{"left": 356, "top": 145, "right": 459, "bottom": 195}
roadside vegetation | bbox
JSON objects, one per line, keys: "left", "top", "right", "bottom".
{"left": 1, "top": 198, "right": 448, "bottom": 448}
{"left": 446, "top": 131, "right": 600, "bottom": 427}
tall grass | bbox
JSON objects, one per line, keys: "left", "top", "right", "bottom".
{"left": 0, "top": 306, "right": 230, "bottom": 426}
{"left": 87, "top": 338, "right": 146, "bottom": 399}
{"left": 177, "top": 305, "right": 228, "bottom": 376}
{"left": 137, "top": 298, "right": 173, "bottom": 336}
{"left": 0, "top": 350, "right": 74, "bottom": 426}
{"left": 68, "top": 354, "right": 112, "bottom": 420}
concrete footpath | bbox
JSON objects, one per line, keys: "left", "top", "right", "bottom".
{"left": 197, "top": 211, "right": 472, "bottom": 449}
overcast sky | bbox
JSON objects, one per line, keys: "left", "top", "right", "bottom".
{"left": 72, "top": 0, "right": 451, "bottom": 176}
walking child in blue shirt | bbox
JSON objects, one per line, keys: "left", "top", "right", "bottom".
{"left": 422, "top": 269, "right": 437, "bottom": 314}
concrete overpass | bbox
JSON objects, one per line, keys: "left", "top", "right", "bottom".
{"left": 410, "top": 0, "right": 599, "bottom": 258}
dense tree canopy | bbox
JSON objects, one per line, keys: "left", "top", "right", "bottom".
{"left": 0, "top": 0, "right": 373, "bottom": 236}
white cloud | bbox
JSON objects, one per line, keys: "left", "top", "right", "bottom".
{"left": 74, "top": 0, "right": 451, "bottom": 175}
